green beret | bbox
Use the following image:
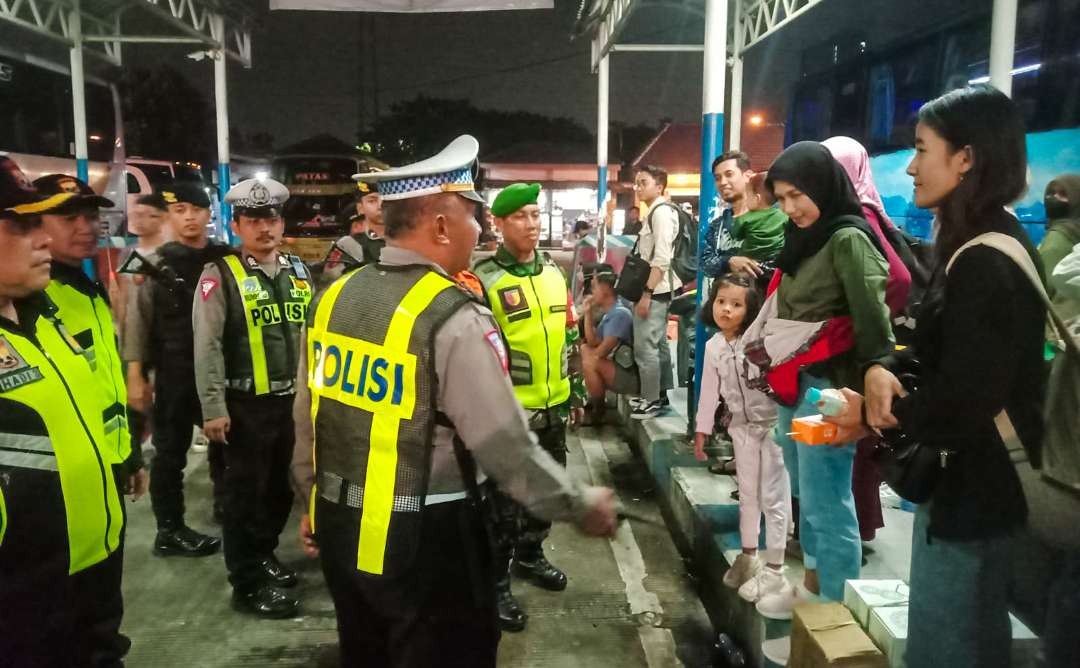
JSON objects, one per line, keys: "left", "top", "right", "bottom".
{"left": 491, "top": 183, "right": 541, "bottom": 217}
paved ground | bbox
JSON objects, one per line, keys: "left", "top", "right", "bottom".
{"left": 119, "top": 422, "right": 714, "bottom": 667}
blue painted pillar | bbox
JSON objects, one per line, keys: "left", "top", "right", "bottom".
{"left": 218, "top": 162, "right": 232, "bottom": 240}
{"left": 212, "top": 14, "right": 236, "bottom": 244}
{"left": 597, "top": 54, "right": 610, "bottom": 215}
{"left": 692, "top": 0, "right": 729, "bottom": 412}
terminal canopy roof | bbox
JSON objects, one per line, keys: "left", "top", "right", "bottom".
{"left": 269, "top": 0, "right": 552, "bottom": 12}
{"left": 0, "top": 0, "right": 259, "bottom": 66}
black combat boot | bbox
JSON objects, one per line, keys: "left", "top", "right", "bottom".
{"left": 232, "top": 584, "right": 299, "bottom": 619}
{"left": 496, "top": 577, "right": 527, "bottom": 632}
{"left": 153, "top": 524, "right": 221, "bottom": 557}
{"left": 513, "top": 550, "right": 567, "bottom": 591}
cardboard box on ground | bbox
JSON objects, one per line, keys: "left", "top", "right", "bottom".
{"left": 790, "top": 603, "right": 887, "bottom": 668}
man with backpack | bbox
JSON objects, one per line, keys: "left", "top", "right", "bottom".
{"left": 629, "top": 165, "right": 682, "bottom": 419}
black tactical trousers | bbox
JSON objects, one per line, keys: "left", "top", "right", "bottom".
{"left": 150, "top": 370, "right": 225, "bottom": 528}
{"left": 222, "top": 392, "right": 295, "bottom": 591}
{"left": 1, "top": 528, "right": 128, "bottom": 668}
{"left": 317, "top": 497, "right": 498, "bottom": 668}
{"left": 490, "top": 419, "right": 568, "bottom": 576}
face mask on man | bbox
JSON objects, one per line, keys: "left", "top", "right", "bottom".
{"left": 1045, "top": 197, "right": 1071, "bottom": 220}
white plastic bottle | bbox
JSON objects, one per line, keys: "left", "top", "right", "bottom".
{"left": 806, "top": 387, "right": 847, "bottom": 417}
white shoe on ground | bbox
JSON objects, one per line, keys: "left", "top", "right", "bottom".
{"left": 722, "top": 553, "right": 761, "bottom": 589}
{"left": 761, "top": 636, "right": 790, "bottom": 666}
{"left": 630, "top": 400, "right": 665, "bottom": 420}
{"left": 738, "top": 566, "right": 792, "bottom": 603}
{"left": 755, "top": 583, "right": 819, "bottom": 620}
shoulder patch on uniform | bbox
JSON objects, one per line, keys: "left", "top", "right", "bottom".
{"left": 483, "top": 329, "right": 509, "bottom": 374}
{"left": 199, "top": 278, "right": 219, "bottom": 301}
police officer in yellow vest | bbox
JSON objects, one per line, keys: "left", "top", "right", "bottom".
{"left": 473, "top": 182, "right": 574, "bottom": 631}
{"left": 0, "top": 157, "right": 130, "bottom": 666}
{"left": 290, "top": 135, "right": 617, "bottom": 668}
{"left": 193, "top": 177, "right": 310, "bottom": 619}
{"left": 34, "top": 174, "right": 149, "bottom": 496}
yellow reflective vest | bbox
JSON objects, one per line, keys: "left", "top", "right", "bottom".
{"left": 474, "top": 252, "right": 570, "bottom": 410}
{"left": 45, "top": 267, "right": 129, "bottom": 464}
{"left": 218, "top": 254, "right": 312, "bottom": 395}
{"left": 307, "top": 264, "right": 472, "bottom": 576}
{"left": 0, "top": 296, "right": 124, "bottom": 573}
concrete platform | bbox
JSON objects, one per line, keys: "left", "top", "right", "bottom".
{"left": 620, "top": 389, "right": 915, "bottom": 668}
{"left": 119, "top": 426, "right": 714, "bottom": 666}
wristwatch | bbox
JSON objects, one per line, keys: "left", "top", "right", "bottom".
{"left": 643, "top": 287, "right": 654, "bottom": 295}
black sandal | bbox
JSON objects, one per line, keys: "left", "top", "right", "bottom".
{"left": 708, "top": 457, "right": 737, "bottom": 475}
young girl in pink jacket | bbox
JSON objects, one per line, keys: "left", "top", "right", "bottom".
{"left": 693, "top": 274, "right": 792, "bottom": 603}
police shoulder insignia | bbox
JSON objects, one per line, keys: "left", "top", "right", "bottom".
{"left": 497, "top": 286, "right": 529, "bottom": 314}
{"left": 200, "top": 278, "right": 219, "bottom": 301}
{"left": 483, "top": 330, "right": 509, "bottom": 374}
{"left": 0, "top": 336, "right": 44, "bottom": 392}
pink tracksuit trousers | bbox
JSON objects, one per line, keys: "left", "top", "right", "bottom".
{"left": 696, "top": 332, "right": 791, "bottom": 565}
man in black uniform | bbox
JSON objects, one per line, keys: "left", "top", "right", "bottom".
{"left": 322, "top": 178, "right": 384, "bottom": 282}
{"left": 123, "top": 182, "right": 232, "bottom": 556}
{"left": 194, "top": 178, "right": 310, "bottom": 618}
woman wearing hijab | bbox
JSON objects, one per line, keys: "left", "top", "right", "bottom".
{"left": 1039, "top": 174, "right": 1080, "bottom": 302}
{"left": 832, "top": 86, "right": 1044, "bottom": 668}
{"left": 747, "top": 141, "right": 893, "bottom": 664}
{"left": 823, "top": 137, "right": 913, "bottom": 548}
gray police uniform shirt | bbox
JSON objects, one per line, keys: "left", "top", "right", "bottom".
{"left": 121, "top": 250, "right": 160, "bottom": 364}
{"left": 321, "top": 235, "right": 368, "bottom": 283}
{"left": 192, "top": 252, "right": 297, "bottom": 422}
{"left": 291, "top": 246, "right": 587, "bottom": 523}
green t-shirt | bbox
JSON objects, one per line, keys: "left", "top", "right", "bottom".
{"left": 732, "top": 207, "right": 788, "bottom": 261}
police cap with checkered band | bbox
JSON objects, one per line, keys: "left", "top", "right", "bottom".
{"left": 354, "top": 135, "right": 484, "bottom": 204}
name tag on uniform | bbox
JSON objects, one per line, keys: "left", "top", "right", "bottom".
{"left": 240, "top": 276, "right": 269, "bottom": 302}
{"left": 309, "top": 332, "right": 416, "bottom": 419}
{"left": 0, "top": 336, "right": 44, "bottom": 392}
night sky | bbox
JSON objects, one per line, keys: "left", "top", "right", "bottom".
{"left": 131, "top": 1, "right": 707, "bottom": 149}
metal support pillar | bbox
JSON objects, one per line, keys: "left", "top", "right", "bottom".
{"left": 728, "top": 0, "right": 745, "bottom": 151}
{"left": 990, "top": 0, "right": 1018, "bottom": 97}
{"left": 212, "top": 13, "right": 234, "bottom": 242}
{"left": 597, "top": 55, "right": 610, "bottom": 216}
{"left": 693, "top": 0, "right": 728, "bottom": 410}
{"left": 69, "top": 3, "right": 95, "bottom": 278}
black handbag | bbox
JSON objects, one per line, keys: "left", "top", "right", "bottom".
{"left": 870, "top": 370, "right": 950, "bottom": 504}
{"left": 616, "top": 236, "right": 651, "bottom": 302}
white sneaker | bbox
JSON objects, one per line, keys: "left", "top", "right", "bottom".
{"left": 761, "top": 636, "right": 790, "bottom": 666}
{"left": 738, "top": 566, "right": 792, "bottom": 603}
{"left": 722, "top": 553, "right": 762, "bottom": 589}
{"left": 755, "top": 583, "right": 817, "bottom": 620}
{"left": 628, "top": 397, "right": 645, "bottom": 410}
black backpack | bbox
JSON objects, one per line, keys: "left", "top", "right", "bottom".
{"left": 647, "top": 202, "right": 699, "bottom": 284}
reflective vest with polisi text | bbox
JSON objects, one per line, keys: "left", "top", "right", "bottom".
{"left": 474, "top": 254, "right": 570, "bottom": 410}
{"left": 0, "top": 300, "right": 124, "bottom": 573}
{"left": 45, "top": 277, "right": 130, "bottom": 464}
{"left": 219, "top": 254, "right": 312, "bottom": 395}
{"left": 307, "top": 264, "right": 471, "bottom": 576}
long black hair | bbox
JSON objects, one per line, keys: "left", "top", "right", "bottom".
{"left": 700, "top": 273, "right": 762, "bottom": 334}
{"left": 917, "top": 85, "right": 1027, "bottom": 263}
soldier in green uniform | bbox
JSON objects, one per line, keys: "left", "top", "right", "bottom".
{"left": 473, "top": 182, "right": 575, "bottom": 631}
{"left": 193, "top": 177, "right": 311, "bottom": 618}
{"left": 290, "top": 136, "right": 616, "bottom": 668}
{"left": 0, "top": 157, "right": 130, "bottom": 666}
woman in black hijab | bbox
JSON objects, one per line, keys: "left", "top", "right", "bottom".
{"left": 751, "top": 142, "right": 893, "bottom": 665}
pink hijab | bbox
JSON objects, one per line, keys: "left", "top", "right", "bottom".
{"left": 822, "top": 136, "right": 897, "bottom": 230}
{"left": 823, "top": 136, "right": 911, "bottom": 316}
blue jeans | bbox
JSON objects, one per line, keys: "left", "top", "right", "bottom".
{"left": 906, "top": 503, "right": 1012, "bottom": 668}
{"left": 775, "top": 373, "right": 860, "bottom": 601}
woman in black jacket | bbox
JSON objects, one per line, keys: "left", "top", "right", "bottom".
{"left": 835, "top": 86, "right": 1045, "bottom": 667}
